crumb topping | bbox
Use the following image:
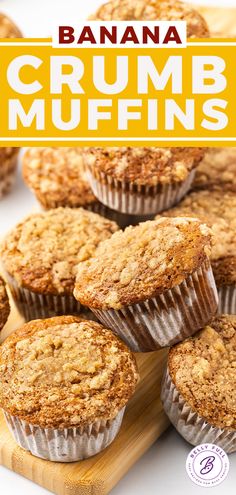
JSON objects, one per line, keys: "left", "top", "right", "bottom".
{"left": 84, "top": 147, "right": 205, "bottom": 186}
{"left": 0, "top": 148, "right": 19, "bottom": 177}
{"left": 0, "top": 316, "right": 138, "bottom": 428}
{"left": 193, "top": 147, "right": 236, "bottom": 193}
{"left": 0, "top": 13, "right": 22, "bottom": 37}
{"left": 1, "top": 207, "right": 118, "bottom": 295}
{"left": 23, "top": 147, "right": 97, "bottom": 209}
{"left": 168, "top": 315, "right": 236, "bottom": 429}
{"left": 159, "top": 189, "right": 236, "bottom": 286}
{"left": 0, "top": 277, "right": 10, "bottom": 332}
{"left": 74, "top": 217, "right": 212, "bottom": 310}
{"left": 90, "top": 0, "right": 210, "bottom": 38}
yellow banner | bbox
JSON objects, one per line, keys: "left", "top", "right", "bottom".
{"left": 1, "top": 38, "right": 236, "bottom": 146}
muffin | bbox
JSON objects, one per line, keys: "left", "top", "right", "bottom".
{"left": 0, "top": 148, "right": 20, "bottom": 199}
{"left": 90, "top": 0, "right": 210, "bottom": 38}
{"left": 84, "top": 147, "right": 205, "bottom": 216}
{"left": 158, "top": 188, "right": 236, "bottom": 314}
{"left": 161, "top": 315, "right": 236, "bottom": 453}
{"left": 1, "top": 207, "right": 118, "bottom": 321}
{"left": 0, "top": 12, "right": 22, "bottom": 38}
{"left": 74, "top": 217, "right": 218, "bottom": 352}
{"left": 0, "top": 315, "right": 138, "bottom": 461}
{"left": 0, "top": 276, "right": 10, "bottom": 332}
{"left": 192, "top": 147, "right": 236, "bottom": 193}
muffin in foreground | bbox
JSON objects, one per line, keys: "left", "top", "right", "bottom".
{"left": 0, "top": 148, "right": 20, "bottom": 199}
{"left": 90, "top": 0, "right": 210, "bottom": 38}
{"left": 84, "top": 147, "right": 205, "bottom": 216}
{"left": 161, "top": 315, "right": 236, "bottom": 453}
{"left": 1, "top": 207, "right": 118, "bottom": 321}
{"left": 192, "top": 147, "right": 236, "bottom": 193}
{"left": 158, "top": 188, "right": 236, "bottom": 314}
{"left": 0, "top": 276, "right": 10, "bottom": 332}
{"left": 74, "top": 217, "right": 218, "bottom": 352}
{"left": 0, "top": 316, "right": 138, "bottom": 461}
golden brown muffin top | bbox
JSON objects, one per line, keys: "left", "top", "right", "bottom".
{"left": 168, "top": 315, "right": 236, "bottom": 430}
{"left": 1, "top": 207, "right": 118, "bottom": 295}
{"left": 158, "top": 188, "right": 236, "bottom": 287}
{"left": 74, "top": 217, "right": 212, "bottom": 310}
{"left": 23, "top": 147, "right": 97, "bottom": 209}
{"left": 0, "top": 316, "right": 138, "bottom": 428}
{"left": 84, "top": 147, "right": 205, "bottom": 186}
{"left": 193, "top": 147, "right": 236, "bottom": 193}
{"left": 90, "top": 0, "right": 210, "bottom": 38}
{"left": 0, "top": 148, "right": 19, "bottom": 172}
{"left": 0, "top": 13, "right": 22, "bottom": 38}
{"left": 0, "top": 277, "right": 10, "bottom": 332}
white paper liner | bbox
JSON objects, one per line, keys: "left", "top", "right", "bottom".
{"left": 217, "top": 285, "right": 236, "bottom": 315}
{"left": 161, "top": 368, "right": 236, "bottom": 453}
{"left": 4, "top": 407, "right": 125, "bottom": 462}
{"left": 86, "top": 167, "right": 196, "bottom": 215}
{"left": 5, "top": 274, "right": 81, "bottom": 321}
{"left": 90, "top": 259, "right": 218, "bottom": 352}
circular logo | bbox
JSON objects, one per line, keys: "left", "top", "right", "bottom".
{"left": 186, "top": 444, "right": 229, "bottom": 487}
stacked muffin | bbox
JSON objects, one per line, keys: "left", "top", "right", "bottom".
{"left": 2, "top": 1, "right": 236, "bottom": 461}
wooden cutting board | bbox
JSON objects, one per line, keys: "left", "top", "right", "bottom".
{"left": 0, "top": 6, "right": 236, "bottom": 495}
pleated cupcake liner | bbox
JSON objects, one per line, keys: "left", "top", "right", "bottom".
{"left": 4, "top": 407, "right": 125, "bottom": 462}
{"left": 90, "top": 258, "right": 218, "bottom": 352}
{"left": 161, "top": 368, "right": 236, "bottom": 454}
{"left": 86, "top": 167, "right": 196, "bottom": 215}
{"left": 5, "top": 274, "right": 81, "bottom": 322}
{"left": 217, "top": 285, "right": 236, "bottom": 315}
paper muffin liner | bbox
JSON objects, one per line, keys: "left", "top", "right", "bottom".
{"left": 5, "top": 274, "right": 81, "bottom": 321}
{"left": 86, "top": 167, "right": 196, "bottom": 215}
{"left": 3, "top": 407, "right": 125, "bottom": 462}
{"left": 90, "top": 258, "right": 218, "bottom": 352}
{"left": 217, "top": 285, "right": 236, "bottom": 315}
{"left": 161, "top": 368, "right": 236, "bottom": 453}
{"left": 0, "top": 155, "right": 18, "bottom": 198}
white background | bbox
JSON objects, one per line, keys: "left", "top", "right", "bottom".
{"left": 0, "top": 1, "right": 236, "bottom": 494}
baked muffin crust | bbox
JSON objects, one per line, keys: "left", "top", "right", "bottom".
{"left": 2, "top": 207, "right": 118, "bottom": 295}
{"left": 90, "top": 0, "right": 210, "bottom": 38}
{"left": 0, "top": 148, "right": 19, "bottom": 175}
{"left": 23, "top": 147, "right": 97, "bottom": 209}
{"left": 0, "top": 276, "right": 10, "bottom": 332}
{"left": 0, "top": 13, "right": 22, "bottom": 38}
{"left": 84, "top": 147, "right": 206, "bottom": 186}
{"left": 0, "top": 316, "right": 138, "bottom": 428}
{"left": 193, "top": 147, "right": 236, "bottom": 193}
{"left": 74, "top": 217, "right": 212, "bottom": 310}
{"left": 168, "top": 315, "right": 236, "bottom": 429}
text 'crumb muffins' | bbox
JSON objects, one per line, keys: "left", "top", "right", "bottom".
{"left": 90, "top": 0, "right": 210, "bottom": 38}
{"left": 0, "top": 316, "right": 138, "bottom": 461}
{"left": 0, "top": 148, "right": 19, "bottom": 199}
{"left": 0, "top": 276, "right": 10, "bottom": 332}
{"left": 84, "top": 147, "right": 205, "bottom": 215}
{"left": 161, "top": 315, "right": 236, "bottom": 453}
{"left": 158, "top": 188, "right": 236, "bottom": 314}
{"left": 192, "top": 147, "right": 236, "bottom": 193}
{"left": 74, "top": 217, "right": 218, "bottom": 352}
{"left": 1, "top": 207, "right": 118, "bottom": 320}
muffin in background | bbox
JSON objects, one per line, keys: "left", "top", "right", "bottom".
{"left": 90, "top": 0, "right": 210, "bottom": 38}
{"left": 84, "top": 147, "right": 205, "bottom": 216}
{"left": 1, "top": 207, "right": 118, "bottom": 321}
{"left": 0, "top": 13, "right": 22, "bottom": 38}
{"left": 161, "top": 315, "right": 236, "bottom": 453}
{"left": 0, "top": 148, "right": 20, "bottom": 199}
{"left": 192, "top": 147, "right": 236, "bottom": 193}
{"left": 158, "top": 188, "right": 236, "bottom": 314}
{"left": 0, "top": 316, "right": 138, "bottom": 461}
{"left": 0, "top": 276, "right": 10, "bottom": 332}
{"left": 74, "top": 216, "right": 218, "bottom": 352}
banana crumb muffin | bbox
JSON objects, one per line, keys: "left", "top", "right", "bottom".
{"left": 90, "top": 0, "right": 210, "bottom": 38}
{"left": 158, "top": 188, "right": 236, "bottom": 314}
{"left": 0, "top": 13, "right": 22, "bottom": 37}
{"left": 0, "top": 276, "right": 10, "bottom": 332}
{"left": 192, "top": 147, "right": 236, "bottom": 193}
{"left": 84, "top": 147, "right": 205, "bottom": 215}
{"left": 0, "top": 315, "right": 138, "bottom": 461}
{"left": 1, "top": 207, "right": 118, "bottom": 320}
{"left": 74, "top": 217, "right": 218, "bottom": 351}
{"left": 0, "top": 148, "right": 19, "bottom": 198}
{"left": 162, "top": 315, "right": 236, "bottom": 452}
